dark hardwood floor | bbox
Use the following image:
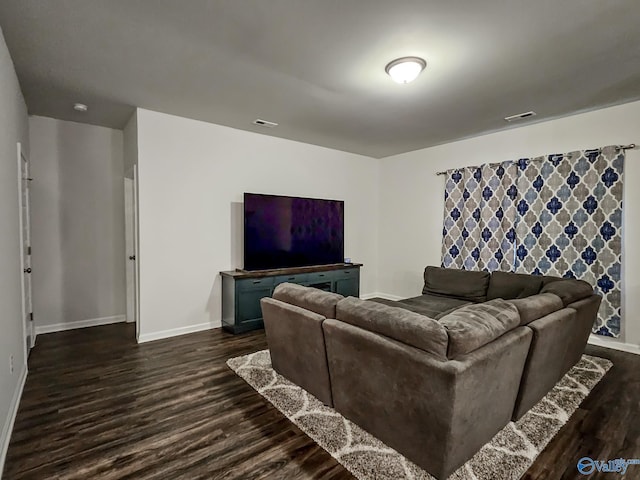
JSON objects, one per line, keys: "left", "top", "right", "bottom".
{"left": 523, "top": 343, "right": 640, "bottom": 480}
{"left": 3, "top": 324, "right": 638, "bottom": 480}
{"left": 3, "top": 324, "right": 351, "bottom": 480}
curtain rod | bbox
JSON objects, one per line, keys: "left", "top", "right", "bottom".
{"left": 435, "top": 143, "right": 636, "bottom": 176}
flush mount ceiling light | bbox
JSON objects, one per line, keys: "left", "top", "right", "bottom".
{"left": 385, "top": 56, "right": 426, "bottom": 84}
{"left": 73, "top": 103, "right": 88, "bottom": 112}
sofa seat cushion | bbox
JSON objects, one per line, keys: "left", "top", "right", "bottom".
{"left": 438, "top": 299, "right": 520, "bottom": 358}
{"left": 539, "top": 279, "right": 594, "bottom": 306}
{"left": 369, "top": 295, "right": 470, "bottom": 319}
{"left": 273, "top": 283, "right": 344, "bottom": 318}
{"left": 368, "top": 297, "right": 425, "bottom": 314}
{"left": 336, "top": 297, "right": 449, "bottom": 359}
{"left": 507, "top": 293, "right": 564, "bottom": 325}
{"left": 487, "top": 271, "right": 543, "bottom": 300}
{"left": 399, "top": 294, "right": 471, "bottom": 319}
{"left": 422, "top": 266, "right": 490, "bottom": 303}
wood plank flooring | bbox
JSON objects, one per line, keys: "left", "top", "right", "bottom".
{"left": 3, "top": 324, "right": 639, "bottom": 479}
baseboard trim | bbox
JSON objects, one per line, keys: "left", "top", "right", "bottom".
{"left": 0, "top": 364, "right": 27, "bottom": 476}
{"left": 137, "top": 322, "right": 218, "bottom": 344}
{"left": 35, "top": 315, "right": 126, "bottom": 336}
{"left": 360, "top": 292, "right": 405, "bottom": 301}
{"left": 588, "top": 334, "right": 639, "bottom": 355}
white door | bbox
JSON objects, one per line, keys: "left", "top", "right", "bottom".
{"left": 124, "top": 166, "right": 140, "bottom": 340}
{"left": 124, "top": 177, "right": 135, "bottom": 323}
{"left": 17, "top": 143, "right": 34, "bottom": 353}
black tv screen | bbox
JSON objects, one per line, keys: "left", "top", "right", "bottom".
{"left": 244, "top": 193, "right": 344, "bottom": 271}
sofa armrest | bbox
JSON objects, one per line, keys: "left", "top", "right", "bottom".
{"left": 507, "top": 293, "right": 563, "bottom": 325}
{"left": 273, "top": 282, "right": 343, "bottom": 318}
{"left": 261, "top": 297, "right": 333, "bottom": 406}
{"left": 564, "top": 294, "right": 602, "bottom": 371}
{"left": 539, "top": 279, "right": 594, "bottom": 306}
{"left": 512, "top": 308, "right": 578, "bottom": 419}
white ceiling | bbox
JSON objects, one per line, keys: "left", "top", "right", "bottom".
{"left": 1, "top": 0, "right": 639, "bottom": 158}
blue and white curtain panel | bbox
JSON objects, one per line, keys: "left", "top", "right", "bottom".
{"left": 440, "top": 146, "right": 624, "bottom": 337}
{"left": 441, "top": 162, "right": 518, "bottom": 272}
{"left": 514, "top": 146, "right": 623, "bottom": 337}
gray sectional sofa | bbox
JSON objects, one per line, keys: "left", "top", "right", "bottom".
{"left": 260, "top": 266, "right": 600, "bottom": 479}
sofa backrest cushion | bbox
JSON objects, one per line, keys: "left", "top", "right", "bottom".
{"left": 273, "top": 283, "right": 344, "bottom": 318}
{"left": 487, "top": 271, "right": 543, "bottom": 300}
{"left": 541, "top": 275, "right": 563, "bottom": 286}
{"left": 438, "top": 299, "right": 520, "bottom": 358}
{"left": 539, "top": 279, "right": 594, "bottom": 306}
{"left": 336, "top": 297, "right": 449, "bottom": 359}
{"left": 507, "top": 293, "right": 564, "bottom": 325}
{"left": 422, "top": 266, "right": 490, "bottom": 303}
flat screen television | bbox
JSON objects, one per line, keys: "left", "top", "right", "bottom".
{"left": 244, "top": 193, "right": 344, "bottom": 271}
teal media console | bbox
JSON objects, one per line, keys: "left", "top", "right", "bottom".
{"left": 220, "top": 263, "right": 362, "bottom": 334}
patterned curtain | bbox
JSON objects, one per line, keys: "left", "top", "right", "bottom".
{"left": 441, "top": 162, "right": 518, "bottom": 271}
{"left": 514, "top": 146, "right": 624, "bottom": 337}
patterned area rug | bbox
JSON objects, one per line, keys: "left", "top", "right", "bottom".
{"left": 227, "top": 351, "right": 611, "bottom": 480}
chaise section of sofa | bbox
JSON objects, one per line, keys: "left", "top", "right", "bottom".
{"left": 507, "top": 279, "right": 601, "bottom": 419}
{"left": 323, "top": 296, "right": 532, "bottom": 479}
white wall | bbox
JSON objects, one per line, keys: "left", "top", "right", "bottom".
{"left": 28, "top": 117, "right": 63, "bottom": 329}
{"left": 136, "top": 108, "right": 379, "bottom": 340}
{"left": 29, "top": 116, "right": 126, "bottom": 329}
{"left": 0, "top": 26, "right": 29, "bottom": 473}
{"left": 378, "top": 100, "right": 640, "bottom": 348}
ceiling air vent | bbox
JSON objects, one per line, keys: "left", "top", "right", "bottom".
{"left": 252, "top": 119, "right": 278, "bottom": 128}
{"left": 504, "top": 111, "right": 537, "bottom": 122}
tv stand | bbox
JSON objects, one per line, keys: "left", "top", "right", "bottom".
{"left": 220, "top": 263, "right": 362, "bottom": 334}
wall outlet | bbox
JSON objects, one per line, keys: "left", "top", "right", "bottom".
{"left": 9, "top": 354, "right": 14, "bottom": 374}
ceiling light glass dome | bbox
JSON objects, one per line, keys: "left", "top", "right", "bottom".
{"left": 385, "top": 57, "right": 426, "bottom": 84}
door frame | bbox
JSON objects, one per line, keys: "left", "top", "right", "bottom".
{"left": 124, "top": 176, "right": 135, "bottom": 324}
{"left": 124, "top": 165, "right": 140, "bottom": 341}
{"left": 16, "top": 142, "right": 34, "bottom": 359}
{"left": 133, "top": 165, "right": 140, "bottom": 341}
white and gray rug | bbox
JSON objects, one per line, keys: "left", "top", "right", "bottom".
{"left": 227, "top": 351, "right": 611, "bottom": 480}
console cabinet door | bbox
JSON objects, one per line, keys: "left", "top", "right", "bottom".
{"left": 333, "top": 268, "right": 360, "bottom": 297}
{"left": 236, "top": 278, "right": 274, "bottom": 330}
{"left": 237, "top": 287, "right": 272, "bottom": 324}
{"left": 335, "top": 277, "right": 359, "bottom": 297}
